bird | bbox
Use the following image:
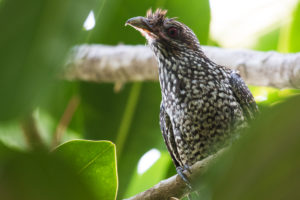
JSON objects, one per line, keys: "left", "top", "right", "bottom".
{"left": 126, "top": 8, "right": 258, "bottom": 187}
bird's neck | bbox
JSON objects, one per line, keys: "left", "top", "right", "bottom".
{"left": 153, "top": 45, "right": 225, "bottom": 97}
{"left": 154, "top": 48, "right": 214, "bottom": 76}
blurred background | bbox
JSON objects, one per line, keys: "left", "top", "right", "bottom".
{"left": 0, "top": 0, "right": 300, "bottom": 199}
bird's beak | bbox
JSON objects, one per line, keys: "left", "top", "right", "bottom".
{"left": 125, "top": 17, "right": 152, "bottom": 34}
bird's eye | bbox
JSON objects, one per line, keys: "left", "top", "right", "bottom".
{"left": 167, "top": 27, "right": 179, "bottom": 38}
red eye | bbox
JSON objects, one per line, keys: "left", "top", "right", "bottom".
{"left": 167, "top": 27, "right": 178, "bottom": 38}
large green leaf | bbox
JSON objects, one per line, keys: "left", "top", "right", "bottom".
{"left": 0, "top": 0, "right": 98, "bottom": 120}
{"left": 197, "top": 94, "right": 300, "bottom": 200}
{"left": 54, "top": 140, "right": 118, "bottom": 200}
{"left": 0, "top": 143, "right": 99, "bottom": 200}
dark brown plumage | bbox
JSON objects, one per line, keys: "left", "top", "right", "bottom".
{"left": 126, "top": 8, "right": 258, "bottom": 183}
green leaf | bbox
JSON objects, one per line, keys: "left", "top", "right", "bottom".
{"left": 54, "top": 140, "right": 118, "bottom": 200}
{"left": 198, "top": 94, "right": 300, "bottom": 200}
{"left": 0, "top": 143, "right": 99, "bottom": 200}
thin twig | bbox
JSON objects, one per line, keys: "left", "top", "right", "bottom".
{"left": 20, "top": 114, "right": 45, "bottom": 150}
{"left": 52, "top": 95, "right": 80, "bottom": 148}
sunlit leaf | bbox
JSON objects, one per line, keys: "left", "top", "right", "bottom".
{"left": 288, "top": 1, "right": 300, "bottom": 52}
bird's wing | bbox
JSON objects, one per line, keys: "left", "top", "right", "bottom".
{"left": 160, "top": 103, "right": 182, "bottom": 167}
{"left": 229, "top": 71, "right": 259, "bottom": 120}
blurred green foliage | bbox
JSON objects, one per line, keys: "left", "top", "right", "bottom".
{"left": 0, "top": 0, "right": 98, "bottom": 120}
{"left": 0, "top": 0, "right": 299, "bottom": 199}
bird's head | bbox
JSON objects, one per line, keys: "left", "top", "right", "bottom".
{"left": 126, "top": 9, "right": 202, "bottom": 58}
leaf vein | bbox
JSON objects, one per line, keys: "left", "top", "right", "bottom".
{"left": 78, "top": 145, "right": 112, "bottom": 174}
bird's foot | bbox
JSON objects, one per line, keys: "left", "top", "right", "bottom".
{"left": 176, "top": 165, "right": 192, "bottom": 190}
{"left": 183, "top": 164, "right": 192, "bottom": 174}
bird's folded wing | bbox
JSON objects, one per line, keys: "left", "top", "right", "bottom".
{"left": 229, "top": 72, "right": 259, "bottom": 120}
{"left": 160, "top": 103, "right": 182, "bottom": 167}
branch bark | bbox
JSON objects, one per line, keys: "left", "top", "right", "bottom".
{"left": 64, "top": 44, "right": 300, "bottom": 89}
{"left": 124, "top": 152, "right": 219, "bottom": 200}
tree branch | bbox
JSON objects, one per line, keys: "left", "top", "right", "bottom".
{"left": 124, "top": 152, "right": 219, "bottom": 200}
{"left": 64, "top": 44, "right": 300, "bottom": 89}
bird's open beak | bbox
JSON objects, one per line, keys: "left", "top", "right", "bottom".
{"left": 125, "top": 17, "right": 155, "bottom": 39}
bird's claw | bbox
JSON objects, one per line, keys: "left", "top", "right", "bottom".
{"left": 176, "top": 165, "right": 192, "bottom": 190}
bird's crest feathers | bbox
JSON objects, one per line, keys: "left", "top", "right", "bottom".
{"left": 146, "top": 8, "right": 168, "bottom": 24}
